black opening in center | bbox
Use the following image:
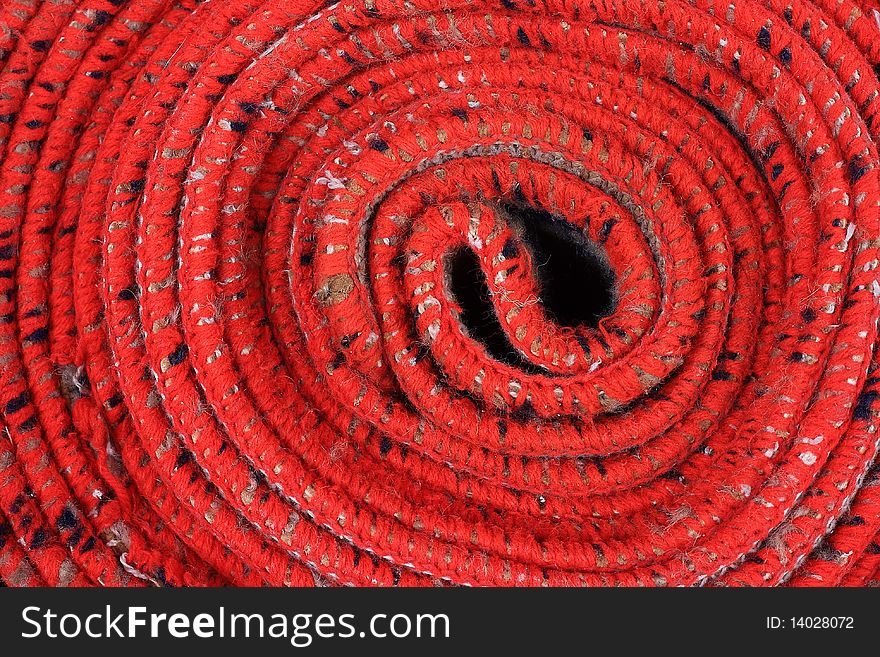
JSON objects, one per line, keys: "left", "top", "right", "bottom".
{"left": 445, "top": 204, "right": 617, "bottom": 369}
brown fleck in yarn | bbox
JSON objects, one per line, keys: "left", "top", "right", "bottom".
{"left": 0, "top": 0, "right": 879, "bottom": 587}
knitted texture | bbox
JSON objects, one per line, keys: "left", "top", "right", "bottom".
{"left": 0, "top": 0, "right": 879, "bottom": 588}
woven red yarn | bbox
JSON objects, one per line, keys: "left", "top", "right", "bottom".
{"left": 0, "top": 0, "right": 879, "bottom": 587}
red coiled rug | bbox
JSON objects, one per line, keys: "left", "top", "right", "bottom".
{"left": 0, "top": 0, "right": 878, "bottom": 588}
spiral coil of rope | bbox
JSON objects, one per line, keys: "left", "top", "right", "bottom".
{"left": 0, "top": 0, "right": 879, "bottom": 587}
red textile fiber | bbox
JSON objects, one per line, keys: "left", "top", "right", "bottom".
{"left": 0, "top": 0, "right": 879, "bottom": 588}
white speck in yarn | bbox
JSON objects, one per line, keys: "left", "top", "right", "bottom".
{"left": 316, "top": 169, "right": 346, "bottom": 189}
{"left": 844, "top": 221, "right": 856, "bottom": 247}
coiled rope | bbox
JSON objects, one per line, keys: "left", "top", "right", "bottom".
{"left": 0, "top": 0, "right": 879, "bottom": 587}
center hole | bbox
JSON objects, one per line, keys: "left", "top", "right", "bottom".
{"left": 505, "top": 204, "right": 617, "bottom": 328}
{"left": 445, "top": 204, "right": 617, "bottom": 369}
